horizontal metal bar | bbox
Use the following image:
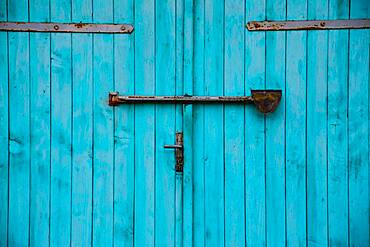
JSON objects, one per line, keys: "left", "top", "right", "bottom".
{"left": 0, "top": 22, "right": 134, "bottom": 34}
{"left": 164, "top": 145, "right": 183, "bottom": 149}
{"left": 109, "top": 93, "right": 254, "bottom": 105}
{"left": 109, "top": 90, "right": 283, "bottom": 114}
{"left": 247, "top": 19, "right": 370, "bottom": 31}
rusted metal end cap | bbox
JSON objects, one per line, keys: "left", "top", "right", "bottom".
{"left": 251, "top": 90, "right": 282, "bottom": 114}
{"left": 109, "top": 92, "right": 119, "bottom": 106}
{"left": 123, "top": 24, "right": 134, "bottom": 34}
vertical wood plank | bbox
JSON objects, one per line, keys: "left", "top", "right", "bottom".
{"left": 29, "top": 0, "right": 51, "bottom": 246}
{"left": 224, "top": 0, "right": 245, "bottom": 246}
{"left": 193, "top": 0, "right": 205, "bottom": 245}
{"left": 348, "top": 0, "right": 369, "bottom": 246}
{"left": 183, "top": 0, "right": 194, "bottom": 245}
{"left": 265, "top": 0, "right": 286, "bottom": 245}
{"left": 8, "top": 0, "right": 30, "bottom": 245}
{"left": 286, "top": 0, "right": 307, "bottom": 245}
{"left": 327, "top": 0, "right": 349, "bottom": 245}
{"left": 245, "top": 0, "right": 266, "bottom": 245}
{"left": 70, "top": 0, "right": 93, "bottom": 245}
{"left": 307, "top": 0, "right": 328, "bottom": 245}
{"left": 50, "top": 0, "right": 72, "bottom": 245}
{"left": 134, "top": 0, "right": 156, "bottom": 245}
{"left": 92, "top": 0, "right": 114, "bottom": 246}
{"left": 204, "top": 0, "right": 224, "bottom": 245}
{"left": 0, "top": 0, "right": 8, "bottom": 245}
{"left": 155, "top": 0, "right": 176, "bottom": 246}
{"left": 175, "top": 0, "right": 184, "bottom": 246}
{"left": 113, "top": 0, "right": 135, "bottom": 246}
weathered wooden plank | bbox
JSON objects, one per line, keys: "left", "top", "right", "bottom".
{"left": 29, "top": 0, "right": 51, "bottom": 246}
{"left": 50, "top": 0, "right": 72, "bottom": 245}
{"left": 265, "top": 0, "right": 286, "bottom": 245}
{"left": 70, "top": 0, "right": 93, "bottom": 245}
{"left": 92, "top": 0, "right": 114, "bottom": 246}
{"left": 175, "top": 173, "right": 183, "bottom": 247}
{"left": 327, "top": 1, "right": 349, "bottom": 245}
{"left": 134, "top": 0, "right": 156, "bottom": 245}
{"left": 193, "top": 0, "right": 205, "bottom": 245}
{"left": 348, "top": 1, "right": 369, "bottom": 246}
{"left": 183, "top": 0, "right": 194, "bottom": 245}
{"left": 175, "top": 1, "right": 184, "bottom": 246}
{"left": 204, "top": 0, "right": 224, "bottom": 245}
{"left": 286, "top": 0, "right": 307, "bottom": 245}
{"left": 306, "top": 0, "right": 328, "bottom": 245}
{"left": 155, "top": 0, "right": 176, "bottom": 246}
{"left": 0, "top": 0, "right": 8, "bottom": 245}
{"left": 8, "top": 0, "right": 30, "bottom": 245}
{"left": 113, "top": 0, "right": 135, "bottom": 246}
{"left": 245, "top": 0, "right": 266, "bottom": 244}
{"left": 224, "top": 0, "right": 245, "bottom": 246}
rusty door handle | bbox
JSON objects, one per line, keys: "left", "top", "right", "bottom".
{"left": 164, "top": 132, "right": 184, "bottom": 172}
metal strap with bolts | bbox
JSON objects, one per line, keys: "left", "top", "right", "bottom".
{"left": 0, "top": 22, "right": 134, "bottom": 34}
{"left": 247, "top": 18, "right": 370, "bottom": 31}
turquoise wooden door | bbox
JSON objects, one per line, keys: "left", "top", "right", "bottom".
{"left": 189, "top": 0, "right": 369, "bottom": 246}
{"left": 0, "top": 0, "right": 369, "bottom": 247}
{"left": 0, "top": 0, "right": 185, "bottom": 246}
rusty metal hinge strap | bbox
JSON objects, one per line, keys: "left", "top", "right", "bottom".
{"left": 247, "top": 19, "right": 370, "bottom": 31}
{"left": 0, "top": 22, "right": 134, "bottom": 34}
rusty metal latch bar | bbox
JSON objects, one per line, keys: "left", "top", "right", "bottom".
{"left": 108, "top": 90, "right": 282, "bottom": 114}
{"left": 0, "top": 22, "right": 134, "bottom": 34}
{"left": 247, "top": 19, "right": 370, "bottom": 31}
{"left": 164, "top": 132, "right": 184, "bottom": 172}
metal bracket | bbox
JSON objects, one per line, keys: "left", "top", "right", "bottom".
{"left": 164, "top": 132, "right": 184, "bottom": 172}
{"left": 247, "top": 19, "right": 370, "bottom": 31}
{"left": 108, "top": 90, "right": 282, "bottom": 114}
{"left": 0, "top": 22, "right": 134, "bottom": 34}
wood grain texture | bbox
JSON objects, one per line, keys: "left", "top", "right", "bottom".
{"left": 348, "top": 1, "right": 369, "bottom": 246}
{"left": 134, "top": 0, "right": 156, "bottom": 245}
{"left": 0, "top": 0, "right": 369, "bottom": 246}
{"left": 193, "top": 0, "right": 205, "bottom": 245}
{"left": 175, "top": 1, "right": 184, "bottom": 247}
{"left": 0, "top": 0, "right": 8, "bottom": 245}
{"left": 92, "top": 0, "right": 114, "bottom": 246}
{"left": 265, "top": 0, "right": 286, "bottom": 245}
{"left": 155, "top": 0, "right": 176, "bottom": 246}
{"left": 306, "top": 0, "right": 329, "bottom": 245}
{"left": 328, "top": 0, "right": 349, "bottom": 246}
{"left": 183, "top": 0, "right": 194, "bottom": 245}
{"left": 29, "top": 0, "right": 51, "bottom": 246}
{"left": 204, "top": 0, "right": 225, "bottom": 245}
{"left": 50, "top": 0, "right": 72, "bottom": 245}
{"left": 286, "top": 0, "right": 307, "bottom": 245}
{"left": 113, "top": 0, "right": 135, "bottom": 246}
{"left": 245, "top": 0, "right": 266, "bottom": 245}
{"left": 224, "top": 0, "right": 245, "bottom": 246}
{"left": 71, "top": 0, "right": 93, "bottom": 245}
{"left": 8, "top": 0, "right": 30, "bottom": 245}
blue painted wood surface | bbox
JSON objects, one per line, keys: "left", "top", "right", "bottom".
{"left": 29, "top": 0, "right": 50, "bottom": 246}
{"left": 328, "top": 0, "right": 350, "bottom": 245}
{"left": 0, "top": 0, "right": 369, "bottom": 246}
{"left": 113, "top": 0, "right": 135, "bottom": 246}
{"left": 265, "top": 0, "right": 286, "bottom": 245}
{"left": 0, "top": 0, "right": 8, "bottom": 245}
{"left": 8, "top": 0, "right": 30, "bottom": 245}
{"left": 50, "top": 0, "right": 72, "bottom": 245}
{"left": 71, "top": 0, "right": 93, "bottom": 245}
